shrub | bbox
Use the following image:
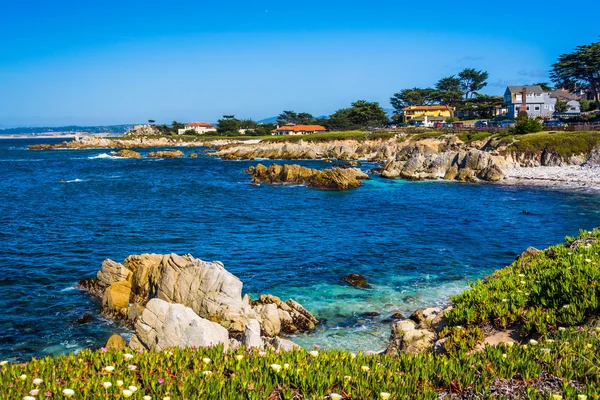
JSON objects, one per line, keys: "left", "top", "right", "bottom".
{"left": 511, "top": 118, "right": 543, "bottom": 134}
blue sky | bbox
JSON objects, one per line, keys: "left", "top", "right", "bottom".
{"left": 1, "top": 0, "right": 598, "bottom": 127}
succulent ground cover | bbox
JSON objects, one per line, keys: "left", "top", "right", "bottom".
{"left": 2, "top": 231, "right": 600, "bottom": 399}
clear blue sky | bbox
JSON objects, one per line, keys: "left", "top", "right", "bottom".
{"left": 1, "top": 0, "right": 598, "bottom": 127}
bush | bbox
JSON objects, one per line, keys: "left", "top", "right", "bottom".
{"left": 511, "top": 118, "right": 543, "bottom": 134}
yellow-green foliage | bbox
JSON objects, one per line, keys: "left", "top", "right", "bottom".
{"left": 447, "top": 229, "right": 600, "bottom": 336}
{"left": 508, "top": 131, "right": 600, "bottom": 158}
{"left": 1, "top": 331, "right": 599, "bottom": 399}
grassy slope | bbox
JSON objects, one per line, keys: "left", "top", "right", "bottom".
{"left": 2, "top": 231, "right": 600, "bottom": 399}
{"left": 506, "top": 131, "right": 600, "bottom": 158}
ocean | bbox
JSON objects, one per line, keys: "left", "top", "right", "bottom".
{"left": 2, "top": 138, "right": 600, "bottom": 361}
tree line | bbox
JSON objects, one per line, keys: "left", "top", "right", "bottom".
{"left": 151, "top": 39, "right": 598, "bottom": 136}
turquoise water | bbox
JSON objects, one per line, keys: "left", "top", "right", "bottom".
{"left": 2, "top": 138, "right": 600, "bottom": 360}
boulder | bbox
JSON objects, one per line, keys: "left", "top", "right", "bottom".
{"left": 132, "top": 298, "right": 229, "bottom": 351}
{"left": 456, "top": 167, "right": 477, "bottom": 182}
{"left": 386, "top": 320, "right": 435, "bottom": 355}
{"left": 189, "top": 153, "right": 198, "bottom": 158}
{"left": 444, "top": 166, "right": 459, "bottom": 180}
{"left": 105, "top": 334, "right": 127, "bottom": 351}
{"left": 97, "top": 259, "right": 132, "bottom": 289}
{"left": 340, "top": 273, "right": 369, "bottom": 288}
{"left": 478, "top": 164, "right": 504, "bottom": 182}
{"left": 102, "top": 281, "right": 131, "bottom": 314}
{"left": 147, "top": 150, "right": 184, "bottom": 158}
{"left": 112, "top": 149, "right": 142, "bottom": 159}
{"left": 247, "top": 163, "right": 368, "bottom": 190}
{"left": 268, "top": 336, "right": 300, "bottom": 352}
{"left": 241, "top": 319, "right": 263, "bottom": 349}
{"left": 254, "top": 303, "right": 281, "bottom": 337}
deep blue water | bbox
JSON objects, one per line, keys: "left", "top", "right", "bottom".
{"left": 2, "top": 138, "right": 600, "bottom": 361}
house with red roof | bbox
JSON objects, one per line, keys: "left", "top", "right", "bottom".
{"left": 272, "top": 124, "right": 328, "bottom": 136}
{"left": 178, "top": 122, "right": 216, "bottom": 135}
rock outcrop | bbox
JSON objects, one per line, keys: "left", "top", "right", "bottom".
{"left": 81, "top": 253, "right": 317, "bottom": 351}
{"left": 130, "top": 298, "right": 230, "bottom": 351}
{"left": 123, "top": 125, "right": 164, "bottom": 138}
{"left": 112, "top": 149, "right": 142, "bottom": 158}
{"left": 147, "top": 150, "right": 184, "bottom": 158}
{"left": 246, "top": 163, "right": 369, "bottom": 190}
{"left": 386, "top": 320, "right": 436, "bottom": 355}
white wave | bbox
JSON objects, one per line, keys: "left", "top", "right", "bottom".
{"left": 87, "top": 153, "right": 122, "bottom": 160}
{"left": 62, "top": 178, "right": 86, "bottom": 183}
{"left": 60, "top": 286, "right": 77, "bottom": 292}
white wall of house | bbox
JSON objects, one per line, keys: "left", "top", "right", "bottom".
{"left": 178, "top": 126, "right": 216, "bottom": 135}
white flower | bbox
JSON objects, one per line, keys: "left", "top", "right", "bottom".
{"left": 529, "top": 339, "right": 538, "bottom": 345}
{"left": 551, "top": 395, "right": 563, "bottom": 400}
{"left": 380, "top": 393, "right": 391, "bottom": 400}
{"left": 102, "top": 382, "right": 112, "bottom": 388}
{"left": 283, "top": 363, "right": 289, "bottom": 369}
{"left": 546, "top": 339, "right": 555, "bottom": 343}
{"left": 330, "top": 394, "right": 342, "bottom": 400}
{"left": 19, "top": 374, "right": 27, "bottom": 380}
{"left": 270, "top": 364, "right": 282, "bottom": 372}
{"left": 258, "top": 351, "right": 266, "bottom": 357}
{"left": 344, "top": 375, "right": 352, "bottom": 380}
{"left": 506, "top": 342, "right": 514, "bottom": 347}
{"left": 578, "top": 395, "right": 588, "bottom": 400}
{"left": 124, "top": 353, "right": 134, "bottom": 360}
{"left": 128, "top": 386, "right": 138, "bottom": 392}
{"left": 116, "top": 380, "right": 124, "bottom": 387}
{"left": 501, "top": 299, "right": 508, "bottom": 302}
{"left": 585, "top": 258, "right": 592, "bottom": 263}
{"left": 308, "top": 350, "right": 319, "bottom": 357}
{"left": 541, "top": 348, "right": 551, "bottom": 353}
{"left": 350, "top": 353, "right": 356, "bottom": 359}
{"left": 563, "top": 304, "right": 570, "bottom": 309}
{"left": 361, "top": 365, "right": 370, "bottom": 372}
{"left": 559, "top": 327, "right": 566, "bottom": 331}
{"left": 163, "top": 397, "right": 171, "bottom": 400}
{"left": 33, "top": 378, "right": 43, "bottom": 385}
{"left": 0, "top": 361, "right": 7, "bottom": 366}
{"left": 63, "top": 388, "right": 75, "bottom": 397}
{"left": 202, "top": 370, "right": 212, "bottom": 376}
{"left": 502, "top": 353, "right": 507, "bottom": 358}
{"left": 235, "top": 354, "right": 244, "bottom": 361}
{"left": 123, "top": 389, "right": 133, "bottom": 398}
{"left": 24, "top": 397, "right": 36, "bottom": 400}
{"left": 518, "top": 274, "right": 525, "bottom": 277}
{"left": 143, "top": 396, "right": 152, "bottom": 400}
{"left": 202, "top": 357, "right": 211, "bottom": 364}
{"left": 104, "top": 365, "right": 115, "bottom": 372}
{"left": 29, "top": 389, "right": 39, "bottom": 396}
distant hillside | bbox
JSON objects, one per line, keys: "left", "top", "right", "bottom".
{"left": 0, "top": 124, "right": 133, "bottom": 135}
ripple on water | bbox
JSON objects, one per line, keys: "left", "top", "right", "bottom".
{"left": 1, "top": 139, "right": 600, "bottom": 359}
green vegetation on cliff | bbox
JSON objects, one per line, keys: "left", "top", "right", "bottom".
{"left": 507, "top": 131, "right": 600, "bottom": 158}
{"left": 2, "top": 232, "right": 600, "bottom": 399}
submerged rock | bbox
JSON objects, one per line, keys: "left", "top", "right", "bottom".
{"left": 246, "top": 163, "right": 369, "bottom": 190}
{"left": 340, "top": 273, "right": 370, "bottom": 288}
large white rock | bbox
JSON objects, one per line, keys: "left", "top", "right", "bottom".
{"left": 156, "top": 254, "right": 251, "bottom": 332}
{"left": 241, "top": 319, "right": 263, "bottom": 349}
{"left": 131, "top": 298, "right": 229, "bottom": 351}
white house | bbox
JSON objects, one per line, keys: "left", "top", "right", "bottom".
{"left": 504, "top": 86, "right": 556, "bottom": 119}
{"left": 178, "top": 122, "right": 216, "bottom": 135}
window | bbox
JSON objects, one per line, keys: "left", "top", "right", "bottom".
{"left": 535, "top": 106, "right": 540, "bottom": 111}
{"left": 544, "top": 104, "right": 548, "bottom": 109}
{"left": 526, "top": 106, "right": 530, "bottom": 111}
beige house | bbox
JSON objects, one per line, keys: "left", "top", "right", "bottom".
{"left": 178, "top": 122, "right": 216, "bottom": 135}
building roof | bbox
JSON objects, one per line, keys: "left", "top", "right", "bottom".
{"left": 274, "top": 124, "right": 328, "bottom": 132}
{"left": 506, "top": 85, "right": 544, "bottom": 94}
{"left": 549, "top": 89, "right": 580, "bottom": 102}
{"left": 185, "top": 122, "right": 214, "bottom": 127}
{"left": 403, "top": 105, "right": 450, "bottom": 111}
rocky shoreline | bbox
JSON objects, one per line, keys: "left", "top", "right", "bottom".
{"left": 79, "top": 254, "right": 318, "bottom": 352}
{"left": 28, "top": 133, "right": 600, "bottom": 188}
